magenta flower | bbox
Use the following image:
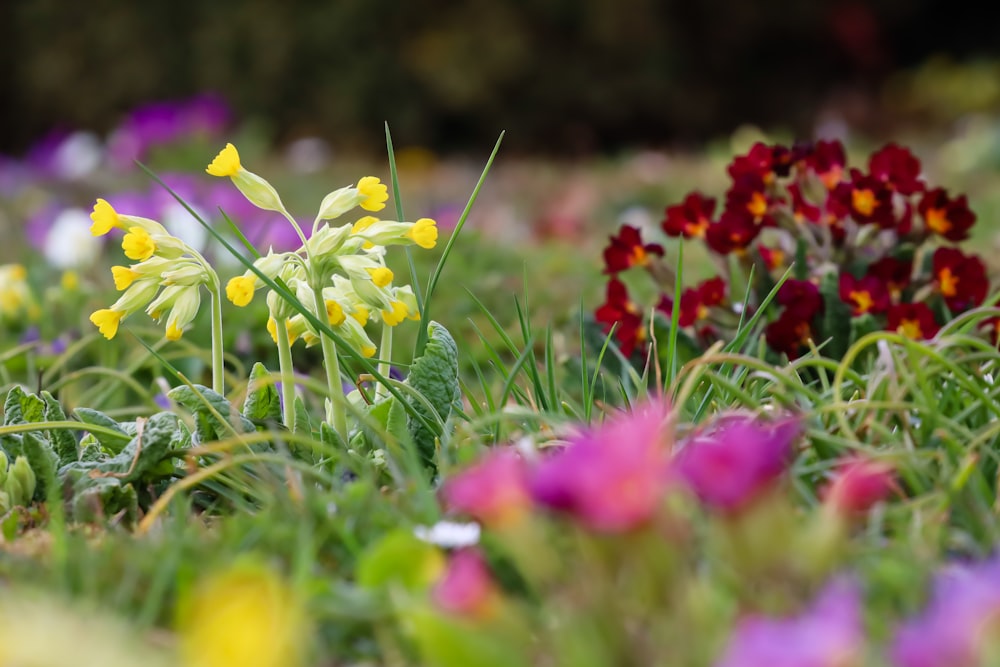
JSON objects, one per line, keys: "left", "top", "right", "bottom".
{"left": 715, "top": 578, "right": 865, "bottom": 667}
{"left": 432, "top": 548, "right": 499, "bottom": 619}
{"left": 891, "top": 558, "right": 1000, "bottom": 667}
{"left": 674, "top": 414, "right": 800, "bottom": 513}
{"left": 529, "top": 399, "right": 672, "bottom": 532}
{"left": 441, "top": 449, "right": 531, "bottom": 528}
{"left": 821, "top": 455, "right": 896, "bottom": 515}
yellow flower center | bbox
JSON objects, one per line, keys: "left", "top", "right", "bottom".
{"left": 356, "top": 176, "right": 388, "bottom": 212}
{"left": 225, "top": 276, "right": 256, "bottom": 307}
{"left": 938, "top": 267, "right": 959, "bottom": 297}
{"left": 748, "top": 192, "right": 768, "bottom": 218}
{"left": 849, "top": 290, "right": 874, "bottom": 314}
{"left": 852, "top": 189, "right": 876, "bottom": 217}
{"left": 122, "top": 227, "right": 156, "bottom": 261}
{"left": 898, "top": 319, "right": 923, "bottom": 340}
{"left": 326, "top": 300, "right": 346, "bottom": 326}
{"left": 367, "top": 266, "right": 394, "bottom": 288}
{"left": 381, "top": 300, "right": 409, "bottom": 326}
{"left": 206, "top": 143, "right": 242, "bottom": 177}
{"left": 407, "top": 218, "right": 438, "bottom": 249}
{"left": 90, "top": 198, "right": 120, "bottom": 236}
{"left": 925, "top": 208, "right": 951, "bottom": 235}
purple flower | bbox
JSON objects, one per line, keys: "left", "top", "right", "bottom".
{"left": 715, "top": 578, "right": 865, "bottom": 667}
{"left": 529, "top": 398, "right": 672, "bottom": 532}
{"left": 891, "top": 557, "right": 1000, "bottom": 667}
{"left": 674, "top": 414, "right": 800, "bottom": 513}
{"left": 442, "top": 449, "right": 531, "bottom": 528}
{"left": 432, "top": 548, "right": 499, "bottom": 619}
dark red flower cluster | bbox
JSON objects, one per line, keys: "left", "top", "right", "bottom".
{"left": 596, "top": 140, "right": 991, "bottom": 361}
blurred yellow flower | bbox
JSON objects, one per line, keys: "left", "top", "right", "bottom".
{"left": 206, "top": 143, "right": 242, "bottom": 177}
{"left": 178, "top": 562, "right": 307, "bottom": 667}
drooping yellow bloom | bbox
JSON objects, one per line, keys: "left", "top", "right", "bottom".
{"left": 90, "top": 309, "right": 125, "bottom": 340}
{"left": 351, "top": 305, "right": 370, "bottom": 325}
{"left": 381, "top": 300, "right": 409, "bottom": 326}
{"left": 206, "top": 143, "right": 242, "bottom": 177}
{"left": 351, "top": 216, "right": 378, "bottom": 233}
{"left": 360, "top": 343, "right": 377, "bottom": 358}
{"left": 165, "top": 323, "right": 184, "bottom": 341}
{"left": 407, "top": 218, "right": 438, "bottom": 249}
{"left": 178, "top": 562, "right": 306, "bottom": 667}
{"left": 326, "top": 299, "right": 346, "bottom": 326}
{"left": 357, "top": 176, "right": 389, "bottom": 212}
{"left": 90, "top": 198, "right": 121, "bottom": 236}
{"left": 367, "top": 266, "right": 394, "bottom": 288}
{"left": 111, "top": 266, "right": 140, "bottom": 291}
{"left": 122, "top": 227, "right": 156, "bottom": 261}
{"left": 226, "top": 276, "right": 256, "bottom": 307}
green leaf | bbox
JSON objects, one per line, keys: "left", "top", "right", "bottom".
{"left": 42, "top": 391, "right": 78, "bottom": 465}
{"left": 21, "top": 430, "right": 58, "bottom": 501}
{"left": 168, "top": 384, "right": 254, "bottom": 443}
{"left": 404, "top": 321, "right": 461, "bottom": 471}
{"left": 19, "top": 391, "right": 45, "bottom": 424}
{"left": 71, "top": 477, "right": 139, "bottom": 525}
{"left": 2, "top": 386, "right": 26, "bottom": 425}
{"left": 243, "top": 362, "right": 283, "bottom": 426}
{"left": 818, "top": 271, "right": 852, "bottom": 360}
{"left": 73, "top": 408, "right": 131, "bottom": 454}
{"left": 356, "top": 529, "right": 443, "bottom": 591}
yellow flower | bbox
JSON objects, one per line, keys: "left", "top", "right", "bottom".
{"left": 351, "top": 305, "right": 369, "bottom": 326}
{"left": 361, "top": 343, "right": 377, "bottom": 358}
{"left": 367, "top": 266, "right": 394, "bottom": 288}
{"left": 111, "top": 266, "right": 140, "bottom": 291}
{"left": 206, "top": 143, "right": 242, "bottom": 177}
{"left": 326, "top": 299, "right": 346, "bottom": 326}
{"left": 381, "top": 300, "right": 409, "bottom": 326}
{"left": 351, "top": 216, "right": 379, "bottom": 233}
{"left": 90, "top": 198, "right": 121, "bottom": 236}
{"left": 226, "top": 276, "right": 256, "bottom": 307}
{"left": 60, "top": 270, "right": 79, "bottom": 291}
{"left": 407, "top": 218, "right": 438, "bottom": 249}
{"left": 178, "top": 562, "right": 306, "bottom": 667}
{"left": 166, "top": 323, "right": 184, "bottom": 341}
{"left": 90, "top": 309, "right": 125, "bottom": 340}
{"left": 266, "top": 317, "right": 299, "bottom": 344}
{"left": 357, "top": 176, "right": 388, "bottom": 212}
{"left": 122, "top": 227, "right": 156, "bottom": 261}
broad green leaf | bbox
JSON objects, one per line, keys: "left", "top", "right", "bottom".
{"left": 74, "top": 408, "right": 131, "bottom": 454}
{"left": 243, "top": 362, "right": 283, "bottom": 426}
{"left": 42, "top": 391, "right": 79, "bottom": 465}
{"left": 404, "top": 321, "right": 460, "bottom": 470}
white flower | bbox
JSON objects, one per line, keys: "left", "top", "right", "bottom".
{"left": 162, "top": 201, "right": 209, "bottom": 253}
{"left": 44, "top": 208, "right": 102, "bottom": 269}
{"left": 413, "top": 521, "right": 481, "bottom": 548}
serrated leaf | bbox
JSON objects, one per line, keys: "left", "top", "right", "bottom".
{"left": 404, "top": 322, "right": 460, "bottom": 471}
{"left": 243, "top": 362, "right": 283, "bottom": 426}
{"left": 168, "top": 384, "right": 254, "bottom": 443}
{"left": 22, "top": 430, "right": 58, "bottom": 501}
{"left": 19, "top": 392, "right": 45, "bottom": 424}
{"left": 42, "top": 391, "right": 79, "bottom": 465}
{"left": 74, "top": 408, "right": 131, "bottom": 454}
{"left": 3, "top": 386, "right": 26, "bottom": 425}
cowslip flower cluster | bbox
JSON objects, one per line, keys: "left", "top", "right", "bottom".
{"left": 87, "top": 198, "right": 218, "bottom": 341}
{"left": 0, "top": 263, "right": 38, "bottom": 327}
{"left": 597, "top": 140, "right": 991, "bottom": 360}
{"left": 209, "top": 143, "right": 436, "bottom": 359}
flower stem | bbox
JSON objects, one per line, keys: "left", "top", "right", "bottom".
{"left": 376, "top": 324, "right": 393, "bottom": 400}
{"left": 311, "top": 285, "right": 348, "bottom": 442}
{"left": 274, "top": 318, "right": 297, "bottom": 432}
{"left": 210, "top": 285, "right": 225, "bottom": 395}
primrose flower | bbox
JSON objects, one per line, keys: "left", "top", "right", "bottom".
{"left": 839, "top": 273, "right": 890, "bottom": 316}
{"left": 530, "top": 399, "right": 673, "bottom": 532}
{"left": 715, "top": 578, "right": 865, "bottom": 667}
{"left": 662, "top": 192, "right": 716, "bottom": 238}
{"left": 932, "top": 247, "right": 987, "bottom": 312}
{"left": 122, "top": 226, "right": 156, "bottom": 261}
{"left": 357, "top": 175, "right": 389, "bottom": 211}
{"left": 348, "top": 217, "right": 440, "bottom": 250}
{"left": 674, "top": 413, "right": 800, "bottom": 514}
{"left": 891, "top": 557, "right": 1000, "bottom": 667}
{"left": 602, "top": 224, "right": 664, "bottom": 274}
{"left": 178, "top": 561, "right": 307, "bottom": 667}
{"left": 89, "top": 309, "right": 126, "bottom": 340}
{"left": 442, "top": 449, "right": 531, "bottom": 528}
{"left": 595, "top": 277, "right": 646, "bottom": 358}
{"left": 206, "top": 143, "right": 287, "bottom": 214}
{"left": 887, "top": 303, "right": 939, "bottom": 340}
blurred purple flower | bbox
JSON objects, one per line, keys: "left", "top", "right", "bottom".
{"left": 674, "top": 414, "right": 800, "bottom": 513}
{"left": 891, "top": 557, "right": 1000, "bottom": 667}
{"left": 530, "top": 398, "right": 672, "bottom": 532}
{"left": 715, "top": 578, "right": 865, "bottom": 667}
{"left": 432, "top": 548, "right": 499, "bottom": 619}
{"left": 442, "top": 449, "right": 531, "bottom": 528}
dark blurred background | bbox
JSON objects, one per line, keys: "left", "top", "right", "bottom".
{"left": 1, "top": 0, "right": 998, "bottom": 155}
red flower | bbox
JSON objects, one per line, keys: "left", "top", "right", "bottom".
{"left": 758, "top": 245, "right": 786, "bottom": 271}
{"left": 595, "top": 278, "right": 646, "bottom": 357}
{"left": 441, "top": 450, "right": 531, "bottom": 528}
{"left": 728, "top": 142, "right": 790, "bottom": 182}
{"left": 705, "top": 210, "right": 761, "bottom": 254}
{"left": 602, "top": 225, "right": 664, "bottom": 274}
{"left": 726, "top": 173, "right": 777, "bottom": 227}
{"left": 698, "top": 276, "right": 727, "bottom": 307}
{"left": 821, "top": 456, "right": 897, "bottom": 516}
{"left": 765, "top": 311, "right": 815, "bottom": 359}
{"left": 834, "top": 170, "right": 895, "bottom": 228}
{"left": 777, "top": 278, "right": 824, "bottom": 320}
{"left": 804, "top": 139, "right": 847, "bottom": 190}
{"left": 918, "top": 188, "right": 976, "bottom": 241}
{"left": 869, "top": 143, "right": 924, "bottom": 195}
{"left": 866, "top": 257, "right": 912, "bottom": 299}
{"left": 662, "top": 192, "right": 716, "bottom": 238}
{"left": 787, "top": 182, "right": 822, "bottom": 224}
{"left": 839, "top": 273, "right": 890, "bottom": 316}
{"left": 887, "top": 302, "right": 939, "bottom": 340}
{"left": 932, "top": 247, "right": 988, "bottom": 312}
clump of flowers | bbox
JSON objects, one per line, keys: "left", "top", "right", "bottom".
{"left": 596, "top": 141, "right": 992, "bottom": 361}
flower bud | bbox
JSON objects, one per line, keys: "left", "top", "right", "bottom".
{"left": 5, "top": 455, "right": 36, "bottom": 507}
{"left": 316, "top": 186, "right": 363, "bottom": 221}
{"left": 164, "top": 286, "right": 202, "bottom": 340}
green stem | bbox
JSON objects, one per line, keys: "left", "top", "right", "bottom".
{"left": 210, "top": 285, "right": 225, "bottom": 395}
{"left": 275, "top": 318, "right": 297, "bottom": 432}
{"left": 376, "top": 324, "right": 393, "bottom": 400}
{"left": 311, "top": 284, "right": 348, "bottom": 441}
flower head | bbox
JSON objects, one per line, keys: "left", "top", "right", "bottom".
{"left": 407, "top": 218, "right": 438, "bottom": 249}
{"left": 932, "top": 247, "right": 987, "bottom": 312}
{"left": 821, "top": 455, "right": 896, "bottom": 516}
{"left": 662, "top": 192, "right": 716, "bottom": 238}
{"left": 603, "top": 225, "right": 664, "bottom": 274}
{"left": 839, "top": 273, "right": 890, "bottom": 316}
{"left": 594, "top": 278, "right": 646, "bottom": 357}
{"left": 205, "top": 142, "right": 241, "bottom": 177}
{"left": 887, "top": 303, "right": 939, "bottom": 340}
{"left": 90, "top": 198, "right": 121, "bottom": 236}
{"left": 869, "top": 143, "right": 924, "bottom": 195}
{"left": 441, "top": 449, "right": 531, "bottom": 528}
{"left": 122, "top": 226, "right": 156, "bottom": 261}
{"left": 431, "top": 548, "right": 500, "bottom": 620}
{"left": 357, "top": 176, "right": 389, "bottom": 211}
{"left": 89, "top": 309, "right": 126, "bottom": 340}
{"left": 919, "top": 188, "right": 976, "bottom": 241}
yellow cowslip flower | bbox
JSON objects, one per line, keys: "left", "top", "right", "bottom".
{"left": 367, "top": 266, "right": 394, "bottom": 288}
{"left": 178, "top": 562, "right": 307, "bottom": 667}
{"left": 266, "top": 317, "right": 299, "bottom": 345}
{"left": 61, "top": 270, "right": 79, "bottom": 291}
{"left": 90, "top": 198, "right": 121, "bottom": 236}
{"left": 122, "top": 227, "right": 156, "bottom": 261}
{"left": 162, "top": 287, "right": 201, "bottom": 341}
{"left": 90, "top": 309, "right": 125, "bottom": 340}
{"left": 226, "top": 276, "right": 256, "bottom": 307}
{"left": 381, "top": 300, "right": 409, "bottom": 326}
{"left": 351, "top": 305, "right": 369, "bottom": 325}
{"left": 111, "top": 266, "right": 140, "bottom": 291}
{"left": 205, "top": 143, "right": 241, "bottom": 177}
{"left": 357, "top": 176, "right": 388, "bottom": 211}
{"left": 407, "top": 218, "right": 438, "bottom": 249}
{"left": 351, "top": 216, "right": 378, "bottom": 233}
{"left": 325, "top": 299, "right": 346, "bottom": 326}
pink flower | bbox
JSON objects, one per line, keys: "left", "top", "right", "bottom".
{"left": 441, "top": 449, "right": 531, "bottom": 528}
{"left": 529, "top": 399, "right": 673, "bottom": 532}
{"left": 674, "top": 414, "right": 800, "bottom": 513}
{"left": 821, "top": 456, "right": 896, "bottom": 515}
{"left": 715, "top": 578, "right": 865, "bottom": 667}
{"left": 432, "top": 548, "right": 499, "bottom": 619}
